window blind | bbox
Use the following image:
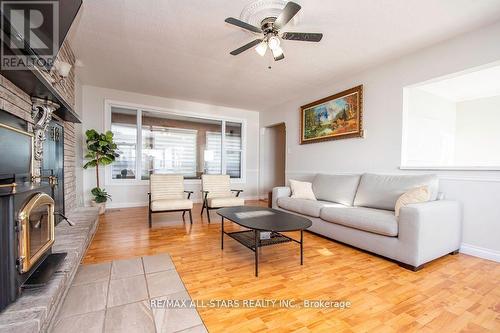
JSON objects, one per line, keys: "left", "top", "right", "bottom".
{"left": 205, "top": 131, "right": 222, "bottom": 174}
{"left": 111, "top": 123, "right": 137, "bottom": 179}
{"left": 225, "top": 134, "right": 242, "bottom": 178}
{"left": 142, "top": 127, "right": 197, "bottom": 178}
{"left": 205, "top": 132, "right": 241, "bottom": 177}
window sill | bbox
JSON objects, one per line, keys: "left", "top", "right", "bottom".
{"left": 105, "top": 178, "right": 246, "bottom": 186}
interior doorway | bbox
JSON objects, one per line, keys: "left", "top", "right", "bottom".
{"left": 260, "top": 122, "right": 286, "bottom": 202}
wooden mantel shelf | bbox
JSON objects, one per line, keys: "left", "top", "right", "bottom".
{"left": 0, "top": 67, "right": 81, "bottom": 123}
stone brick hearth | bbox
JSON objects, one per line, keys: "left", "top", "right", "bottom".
{"left": 0, "top": 208, "right": 99, "bottom": 332}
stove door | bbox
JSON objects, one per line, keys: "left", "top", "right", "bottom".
{"left": 18, "top": 193, "right": 55, "bottom": 273}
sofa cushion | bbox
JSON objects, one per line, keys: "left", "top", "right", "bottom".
{"left": 353, "top": 173, "right": 439, "bottom": 211}
{"left": 395, "top": 186, "right": 430, "bottom": 217}
{"left": 277, "top": 197, "right": 344, "bottom": 218}
{"left": 320, "top": 206, "right": 398, "bottom": 237}
{"left": 289, "top": 179, "right": 317, "bottom": 200}
{"left": 312, "top": 174, "right": 361, "bottom": 206}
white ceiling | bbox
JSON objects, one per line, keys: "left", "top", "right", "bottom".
{"left": 69, "top": 0, "right": 500, "bottom": 111}
{"left": 417, "top": 64, "right": 500, "bottom": 102}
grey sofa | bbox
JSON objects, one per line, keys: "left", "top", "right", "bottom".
{"left": 272, "top": 173, "right": 462, "bottom": 270}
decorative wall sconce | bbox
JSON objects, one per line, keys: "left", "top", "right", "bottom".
{"left": 51, "top": 60, "right": 72, "bottom": 84}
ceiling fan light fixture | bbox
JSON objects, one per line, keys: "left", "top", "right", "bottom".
{"left": 271, "top": 45, "right": 283, "bottom": 57}
{"left": 226, "top": 2, "right": 322, "bottom": 62}
{"left": 255, "top": 41, "right": 268, "bottom": 56}
{"left": 267, "top": 36, "right": 280, "bottom": 50}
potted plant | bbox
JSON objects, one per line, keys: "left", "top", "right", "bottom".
{"left": 90, "top": 187, "right": 111, "bottom": 214}
{"left": 83, "top": 129, "right": 119, "bottom": 214}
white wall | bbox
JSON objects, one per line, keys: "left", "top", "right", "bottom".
{"left": 260, "top": 21, "right": 500, "bottom": 261}
{"left": 455, "top": 95, "right": 500, "bottom": 166}
{"left": 403, "top": 88, "right": 456, "bottom": 166}
{"left": 80, "top": 85, "right": 260, "bottom": 208}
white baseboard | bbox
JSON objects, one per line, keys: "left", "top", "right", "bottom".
{"left": 106, "top": 201, "right": 148, "bottom": 209}
{"left": 104, "top": 196, "right": 262, "bottom": 209}
{"left": 460, "top": 243, "right": 500, "bottom": 263}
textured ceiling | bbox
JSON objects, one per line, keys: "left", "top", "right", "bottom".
{"left": 69, "top": 0, "right": 500, "bottom": 111}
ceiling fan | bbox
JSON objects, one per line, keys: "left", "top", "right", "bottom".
{"left": 225, "top": 1, "right": 323, "bottom": 61}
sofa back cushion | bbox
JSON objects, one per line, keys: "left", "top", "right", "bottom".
{"left": 353, "top": 173, "right": 439, "bottom": 211}
{"left": 312, "top": 174, "right": 361, "bottom": 206}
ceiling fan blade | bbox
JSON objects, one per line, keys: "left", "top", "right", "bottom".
{"left": 274, "top": 2, "right": 301, "bottom": 30}
{"left": 225, "top": 17, "right": 262, "bottom": 33}
{"left": 272, "top": 47, "right": 285, "bottom": 61}
{"left": 230, "top": 39, "right": 263, "bottom": 56}
{"left": 282, "top": 32, "right": 323, "bottom": 42}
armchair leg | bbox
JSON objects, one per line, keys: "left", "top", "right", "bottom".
{"left": 188, "top": 210, "right": 193, "bottom": 224}
{"left": 148, "top": 210, "right": 152, "bottom": 228}
{"left": 200, "top": 201, "right": 205, "bottom": 216}
{"left": 182, "top": 211, "right": 186, "bottom": 220}
{"left": 206, "top": 205, "right": 211, "bottom": 223}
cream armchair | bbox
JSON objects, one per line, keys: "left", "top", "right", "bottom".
{"left": 148, "top": 174, "right": 193, "bottom": 227}
{"left": 201, "top": 174, "right": 244, "bottom": 223}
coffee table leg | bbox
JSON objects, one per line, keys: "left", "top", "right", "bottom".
{"left": 254, "top": 230, "right": 259, "bottom": 277}
{"left": 221, "top": 217, "right": 224, "bottom": 250}
{"left": 300, "top": 230, "right": 304, "bottom": 265}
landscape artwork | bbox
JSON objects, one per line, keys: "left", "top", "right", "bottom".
{"left": 300, "top": 85, "right": 363, "bottom": 144}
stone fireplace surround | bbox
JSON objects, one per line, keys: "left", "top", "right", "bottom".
{"left": 0, "top": 42, "right": 77, "bottom": 212}
{"left": 0, "top": 42, "right": 102, "bottom": 331}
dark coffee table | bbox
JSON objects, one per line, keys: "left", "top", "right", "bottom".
{"left": 217, "top": 206, "right": 312, "bottom": 276}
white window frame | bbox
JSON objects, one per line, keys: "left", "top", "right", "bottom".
{"left": 104, "top": 99, "right": 247, "bottom": 186}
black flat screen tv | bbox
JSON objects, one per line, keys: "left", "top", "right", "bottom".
{"left": 0, "top": 122, "right": 33, "bottom": 177}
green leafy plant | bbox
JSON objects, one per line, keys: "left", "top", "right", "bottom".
{"left": 83, "top": 129, "right": 119, "bottom": 203}
{"left": 91, "top": 187, "right": 112, "bottom": 203}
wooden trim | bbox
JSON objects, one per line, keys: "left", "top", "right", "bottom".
{"left": 300, "top": 85, "right": 363, "bottom": 145}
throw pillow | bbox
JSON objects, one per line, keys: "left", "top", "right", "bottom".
{"left": 395, "top": 186, "right": 430, "bottom": 217}
{"left": 289, "top": 179, "right": 317, "bottom": 200}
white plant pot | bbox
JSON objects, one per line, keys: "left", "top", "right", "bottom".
{"left": 91, "top": 200, "right": 106, "bottom": 215}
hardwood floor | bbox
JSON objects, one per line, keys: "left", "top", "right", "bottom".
{"left": 83, "top": 201, "right": 500, "bottom": 333}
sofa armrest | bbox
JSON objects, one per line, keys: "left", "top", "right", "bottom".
{"left": 272, "top": 187, "right": 291, "bottom": 209}
{"left": 398, "top": 200, "right": 462, "bottom": 266}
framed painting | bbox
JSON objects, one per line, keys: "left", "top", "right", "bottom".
{"left": 300, "top": 85, "right": 363, "bottom": 144}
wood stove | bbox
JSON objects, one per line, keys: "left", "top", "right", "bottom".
{"left": 0, "top": 111, "right": 67, "bottom": 312}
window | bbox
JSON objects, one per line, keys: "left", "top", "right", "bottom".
{"left": 225, "top": 122, "right": 242, "bottom": 178}
{"left": 108, "top": 103, "right": 244, "bottom": 182}
{"left": 111, "top": 107, "right": 137, "bottom": 179}
{"left": 402, "top": 63, "right": 500, "bottom": 169}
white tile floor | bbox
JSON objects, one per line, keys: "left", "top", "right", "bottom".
{"left": 52, "top": 254, "right": 207, "bottom": 333}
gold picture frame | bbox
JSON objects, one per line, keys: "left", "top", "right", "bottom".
{"left": 300, "top": 85, "right": 363, "bottom": 144}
